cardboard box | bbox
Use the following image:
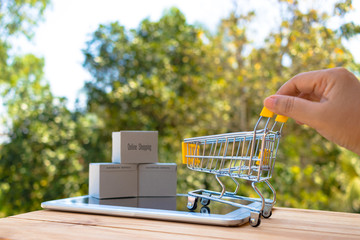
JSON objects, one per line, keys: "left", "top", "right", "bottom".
{"left": 89, "top": 163, "right": 137, "bottom": 199}
{"left": 138, "top": 163, "right": 177, "bottom": 197}
{"left": 112, "top": 131, "right": 158, "bottom": 164}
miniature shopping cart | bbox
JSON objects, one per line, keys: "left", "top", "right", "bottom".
{"left": 182, "top": 107, "right": 288, "bottom": 227}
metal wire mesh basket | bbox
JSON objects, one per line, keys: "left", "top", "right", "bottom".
{"left": 182, "top": 107, "right": 288, "bottom": 227}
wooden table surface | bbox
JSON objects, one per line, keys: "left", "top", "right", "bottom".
{"left": 0, "top": 207, "right": 359, "bottom": 239}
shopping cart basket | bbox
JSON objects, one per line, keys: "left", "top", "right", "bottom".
{"left": 182, "top": 107, "right": 288, "bottom": 227}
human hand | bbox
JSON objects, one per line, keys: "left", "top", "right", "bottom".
{"left": 264, "top": 67, "right": 360, "bottom": 155}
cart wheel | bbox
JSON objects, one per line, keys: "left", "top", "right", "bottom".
{"left": 262, "top": 210, "right": 272, "bottom": 218}
{"left": 249, "top": 216, "right": 261, "bottom": 227}
{"left": 200, "top": 206, "right": 210, "bottom": 214}
{"left": 187, "top": 196, "right": 198, "bottom": 211}
{"left": 200, "top": 197, "right": 210, "bottom": 206}
{"left": 187, "top": 201, "right": 197, "bottom": 211}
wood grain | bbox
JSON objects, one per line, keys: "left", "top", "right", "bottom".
{"left": 0, "top": 207, "right": 359, "bottom": 239}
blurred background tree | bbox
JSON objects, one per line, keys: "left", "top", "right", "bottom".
{"left": 0, "top": 0, "right": 97, "bottom": 216}
{"left": 0, "top": 0, "right": 359, "bottom": 217}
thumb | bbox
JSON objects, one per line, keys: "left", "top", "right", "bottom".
{"left": 264, "top": 95, "right": 322, "bottom": 127}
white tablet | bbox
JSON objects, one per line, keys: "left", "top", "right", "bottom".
{"left": 41, "top": 194, "right": 260, "bottom": 226}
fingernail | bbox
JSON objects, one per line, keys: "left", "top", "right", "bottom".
{"left": 264, "top": 96, "right": 278, "bottom": 109}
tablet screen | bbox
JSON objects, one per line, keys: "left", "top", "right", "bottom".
{"left": 42, "top": 194, "right": 262, "bottom": 226}
{"left": 62, "top": 194, "right": 251, "bottom": 215}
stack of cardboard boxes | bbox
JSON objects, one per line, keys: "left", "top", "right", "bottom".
{"left": 89, "top": 131, "right": 177, "bottom": 199}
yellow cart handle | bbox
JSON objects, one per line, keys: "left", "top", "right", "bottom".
{"left": 182, "top": 142, "right": 200, "bottom": 164}
{"left": 260, "top": 107, "right": 288, "bottom": 123}
{"left": 275, "top": 114, "right": 288, "bottom": 123}
{"left": 182, "top": 142, "right": 187, "bottom": 164}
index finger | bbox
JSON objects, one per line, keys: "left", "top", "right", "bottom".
{"left": 277, "top": 69, "right": 328, "bottom": 98}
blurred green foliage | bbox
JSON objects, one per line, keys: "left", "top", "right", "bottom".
{"left": 0, "top": 0, "right": 360, "bottom": 217}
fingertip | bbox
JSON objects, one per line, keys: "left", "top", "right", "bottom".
{"left": 264, "top": 95, "right": 278, "bottom": 110}
{"left": 296, "top": 120, "right": 304, "bottom": 125}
